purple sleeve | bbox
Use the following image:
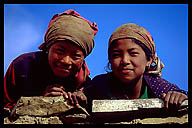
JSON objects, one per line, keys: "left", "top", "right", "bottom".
{"left": 144, "top": 74, "right": 188, "bottom": 98}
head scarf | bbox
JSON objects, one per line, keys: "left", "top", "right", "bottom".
{"left": 108, "top": 23, "right": 164, "bottom": 76}
{"left": 38, "top": 9, "right": 98, "bottom": 57}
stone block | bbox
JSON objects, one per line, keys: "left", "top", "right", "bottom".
{"left": 4, "top": 115, "right": 63, "bottom": 124}
{"left": 103, "top": 114, "right": 188, "bottom": 124}
{"left": 4, "top": 97, "right": 188, "bottom": 124}
{"left": 92, "top": 98, "right": 164, "bottom": 112}
{"left": 15, "top": 96, "right": 74, "bottom": 116}
{"left": 91, "top": 98, "right": 188, "bottom": 123}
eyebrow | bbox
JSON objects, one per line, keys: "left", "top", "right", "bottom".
{"left": 128, "top": 48, "right": 139, "bottom": 51}
{"left": 111, "top": 48, "right": 139, "bottom": 52}
{"left": 111, "top": 49, "right": 120, "bottom": 52}
{"left": 54, "top": 45, "right": 66, "bottom": 50}
{"left": 56, "top": 45, "right": 83, "bottom": 54}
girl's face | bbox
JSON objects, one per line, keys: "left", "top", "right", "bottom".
{"left": 109, "top": 39, "right": 152, "bottom": 84}
{"left": 48, "top": 41, "right": 85, "bottom": 78}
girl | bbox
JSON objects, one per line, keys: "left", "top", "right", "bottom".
{"left": 73, "top": 23, "right": 188, "bottom": 113}
{"left": 4, "top": 9, "right": 98, "bottom": 113}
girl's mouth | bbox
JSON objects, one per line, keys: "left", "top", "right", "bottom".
{"left": 56, "top": 66, "right": 71, "bottom": 73}
{"left": 119, "top": 68, "right": 134, "bottom": 74}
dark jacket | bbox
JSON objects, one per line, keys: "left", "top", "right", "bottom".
{"left": 4, "top": 51, "right": 91, "bottom": 110}
{"left": 84, "top": 73, "right": 187, "bottom": 112}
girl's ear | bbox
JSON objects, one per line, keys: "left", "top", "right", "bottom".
{"left": 146, "top": 58, "right": 153, "bottom": 67}
{"left": 145, "top": 58, "right": 152, "bottom": 73}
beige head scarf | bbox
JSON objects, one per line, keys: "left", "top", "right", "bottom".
{"left": 38, "top": 9, "right": 98, "bottom": 57}
{"left": 108, "top": 23, "right": 164, "bottom": 76}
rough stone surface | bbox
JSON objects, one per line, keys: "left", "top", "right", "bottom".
{"left": 4, "top": 115, "right": 62, "bottom": 124}
{"left": 92, "top": 98, "right": 164, "bottom": 112}
{"left": 4, "top": 97, "right": 188, "bottom": 124}
{"left": 59, "top": 113, "right": 88, "bottom": 124}
{"left": 4, "top": 96, "right": 89, "bottom": 124}
{"left": 4, "top": 117, "right": 11, "bottom": 124}
{"left": 92, "top": 98, "right": 188, "bottom": 113}
{"left": 91, "top": 98, "right": 188, "bottom": 123}
{"left": 138, "top": 114, "right": 188, "bottom": 124}
{"left": 15, "top": 96, "right": 74, "bottom": 116}
{"left": 104, "top": 113, "right": 188, "bottom": 124}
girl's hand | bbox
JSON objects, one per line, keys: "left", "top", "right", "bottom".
{"left": 67, "top": 90, "right": 87, "bottom": 107}
{"left": 43, "top": 84, "right": 68, "bottom": 99}
{"left": 161, "top": 91, "right": 188, "bottom": 112}
{"left": 44, "top": 85, "right": 87, "bottom": 107}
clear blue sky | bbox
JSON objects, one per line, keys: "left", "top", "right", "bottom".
{"left": 4, "top": 4, "right": 188, "bottom": 91}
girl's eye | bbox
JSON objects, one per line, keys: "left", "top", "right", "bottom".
{"left": 111, "top": 53, "right": 121, "bottom": 58}
{"left": 130, "top": 52, "right": 139, "bottom": 55}
{"left": 73, "top": 53, "right": 82, "bottom": 59}
{"left": 55, "top": 49, "right": 64, "bottom": 55}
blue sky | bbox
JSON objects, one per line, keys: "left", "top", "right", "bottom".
{"left": 4, "top": 4, "right": 188, "bottom": 91}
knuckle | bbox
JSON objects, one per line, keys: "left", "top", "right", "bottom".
{"left": 164, "top": 99, "right": 169, "bottom": 103}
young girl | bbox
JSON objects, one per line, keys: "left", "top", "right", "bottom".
{"left": 73, "top": 23, "right": 188, "bottom": 112}
{"left": 4, "top": 9, "right": 98, "bottom": 113}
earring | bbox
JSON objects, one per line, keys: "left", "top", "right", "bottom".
{"left": 45, "top": 50, "right": 49, "bottom": 54}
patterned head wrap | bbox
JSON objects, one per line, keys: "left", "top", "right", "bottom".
{"left": 108, "top": 23, "right": 164, "bottom": 76}
{"left": 38, "top": 9, "right": 98, "bottom": 57}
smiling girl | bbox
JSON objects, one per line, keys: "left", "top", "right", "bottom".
{"left": 81, "top": 23, "right": 188, "bottom": 112}
{"left": 4, "top": 9, "right": 98, "bottom": 113}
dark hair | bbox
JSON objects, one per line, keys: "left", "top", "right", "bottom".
{"left": 105, "top": 38, "right": 153, "bottom": 72}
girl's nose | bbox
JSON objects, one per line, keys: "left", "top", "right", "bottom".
{"left": 121, "top": 55, "right": 130, "bottom": 65}
{"left": 60, "top": 55, "right": 72, "bottom": 65}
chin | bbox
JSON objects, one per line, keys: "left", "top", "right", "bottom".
{"left": 114, "top": 73, "right": 131, "bottom": 83}
{"left": 54, "top": 71, "right": 71, "bottom": 78}
{"left": 121, "top": 80, "right": 132, "bottom": 84}
{"left": 118, "top": 77, "right": 133, "bottom": 84}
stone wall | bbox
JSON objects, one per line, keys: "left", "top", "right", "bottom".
{"left": 4, "top": 96, "right": 188, "bottom": 124}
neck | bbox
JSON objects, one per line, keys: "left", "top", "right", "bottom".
{"left": 123, "top": 75, "right": 143, "bottom": 99}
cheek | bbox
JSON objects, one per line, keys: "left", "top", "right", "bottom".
{"left": 72, "top": 61, "right": 83, "bottom": 71}
{"left": 70, "top": 57, "right": 85, "bottom": 73}
{"left": 134, "top": 58, "right": 148, "bottom": 72}
{"left": 110, "top": 59, "right": 120, "bottom": 71}
{"left": 48, "top": 52, "right": 58, "bottom": 69}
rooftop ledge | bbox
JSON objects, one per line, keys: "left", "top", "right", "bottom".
{"left": 4, "top": 96, "right": 188, "bottom": 124}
